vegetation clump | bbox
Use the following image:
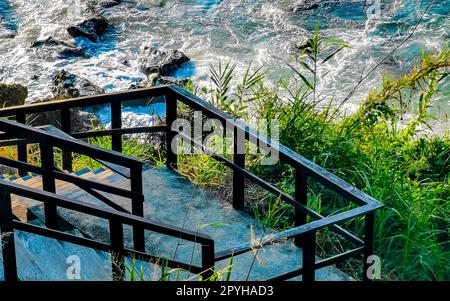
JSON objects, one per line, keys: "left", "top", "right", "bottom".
{"left": 174, "top": 29, "right": 449, "bottom": 280}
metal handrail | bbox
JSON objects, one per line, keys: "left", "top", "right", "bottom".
{"left": 0, "top": 85, "right": 169, "bottom": 116}
{"left": 0, "top": 118, "right": 147, "bottom": 251}
{"left": 167, "top": 85, "right": 380, "bottom": 207}
{"left": 0, "top": 119, "right": 141, "bottom": 168}
{"left": 0, "top": 85, "right": 383, "bottom": 281}
{"left": 0, "top": 180, "right": 215, "bottom": 281}
{"left": 166, "top": 85, "right": 383, "bottom": 281}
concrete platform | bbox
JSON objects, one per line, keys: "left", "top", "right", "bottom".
{"left": 1, "top": 166, "right": 352, "bottom": 281}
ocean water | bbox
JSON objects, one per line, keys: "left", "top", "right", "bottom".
{"left": 0, "top": 0, "right": 448, "bottom": 127}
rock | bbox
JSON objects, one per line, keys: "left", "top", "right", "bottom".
{"left": 129, "top": 74, "right": 188, "bottom": 90}
{"left": 87, "top": 0, "right": 122, "bottom": 12}
{"left": 67, "top": 15, "right": 109, "bottom": 42}
{"left": 293, "top": 38, "right": 313, "bottom": 55}
{"left": 31, "top": 37, "right": 86, "bottom": 58}
{"left": 71, "top": 110, "right": 102, "bottom": 132}
{"left": 29, "top": 95, "right": 101, "bottom": 133}
{"left": 98, "top": 0, "right": 123, "bottom": 8}
{"left": 0, "top": 28, "right": 16, "bottom": 39}
{"left": 0, "top": 83, "right": 28, "bottom": 107}
{"left": 291, "top": 1, "right": 320, "bottom": 12}
{"left": 291, "top": 0, "right": 362, "bottom": 13}
{"left": 157, "top": 76, "right": 189, "bottom": 86}
{"left": 139, "top": 47, "right": 190, "bottom": 76}
{"left": 128, "top": 78, "right": 154, "bottom": 90}
{"left": 128, "top": 77, "right": 166, "bottom": 103}
{"left": 52, "top": 70, "right": 105, "bottom": 98}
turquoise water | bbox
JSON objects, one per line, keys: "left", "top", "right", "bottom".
{"left": 0, "top": 0, "right": 448, "bottom": 127}
{"left": 0, "top": 0, "right": 17, "bottom": 30}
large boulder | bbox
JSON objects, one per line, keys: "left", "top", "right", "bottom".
{"left": 139, "top": 47, "right": 190, "bottom": 76}
{"left": 29, "top": 95, "right": 101, "bottom": 133}
{"left": 31, "top": 37, "right": 86, "bottom": 58}
{"left": 67, "top": 15, "right": 109, "bottom": 42}
{"left": 52, "top": 70, "right": 105, "bottom": 98}
{"left": 0, "top": 83, "right": 28, "bottom": 108}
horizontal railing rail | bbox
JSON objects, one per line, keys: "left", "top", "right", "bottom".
{"left": 0, "top": 118, "right": 147, "bottom": 251}
{"left": 166, "top": 85, "right": 382, "bottom": 281}
{"left": 0, "top": 180, "right": 215, "bottom": 281}
{"left": 0, "top": 119, "right": 142, "bottom": 167}
{"left": 0, "top": 86, "right": 169, "bottom": 116}
{"left": 167, "top": 85, "right": 380, "bottom": 207}
{"left": 0, "top": 84, "right": 383, "bottom": 281}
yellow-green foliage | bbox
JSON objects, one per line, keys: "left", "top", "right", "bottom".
{"left": 176, "top": 45, "right": 449, "bottom": 280}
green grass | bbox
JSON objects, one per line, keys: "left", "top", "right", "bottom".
{"left": 172, "top": 36, "right": 449, "bottom": 280}
{"left": 70, "top": 131, "right": 163, "bottom": 171}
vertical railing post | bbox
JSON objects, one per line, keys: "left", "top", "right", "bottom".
{"left": 40, "top": 143, "right": 58, "bottom": 229}
{"left": 363, "top": 212, "right": 375, "bottom": 281}
{"left": 295, "top": 166, "right": 308, "bottom": 247}
{"left": 16, "top": 112, "right": 27, "bottom": 177}
{"left": 110, "top": 218, "right": 125, "bottom": 281}
{"left": 111, "top": 101, "right": 122, "bottom": 153}
{"left": 201, "top": 240, "right": 215, "bottom": 281}
{"left": 61, "top": 108, "right": 73, "bottom": 172}
{"left": 166, "top": 93, "right": 177, "bottom": 170}
{"left": 302, "top": 230, "right": 316, "bottom": 282}
{"left": 0, "top": 188, "right": 18, "bottom": 281}
{"left": 130, "top": 164, "right": 145, "bottom": 252}
{"left": 232, "top": 126, "right": 245, "bottom": 210}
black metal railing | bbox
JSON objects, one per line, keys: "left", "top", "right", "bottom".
{"left": 0, "top": 85, "right": 383, "bottom": 281}
{"left": 0, "top": 119, "right": 146, "bottom": 251}
{"left": 0, "top": 180, "right": 215, "bottom": 281}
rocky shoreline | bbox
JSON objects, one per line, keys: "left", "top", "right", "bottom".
{"left": 1, "top": 0, "right": 190, "bottom": 131}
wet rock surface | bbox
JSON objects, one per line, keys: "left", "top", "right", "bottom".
{"left": 139, "top": 47, "right": 190, "bottom": 76}
{"left": 0, "top": 83, "right": 28, "bottom": 107}
{"left": 67, "top": 15, "right": 109, "bottom": 42}
{"left": 29, "top": 95, "right": 101, "bottom": 133}
{"left": 98, "top": 0, "right": 123, "bottom": 8}
{"left": 52, "top": 70, "right": 105, "bottom": 98}
{"left": 157, "top": 76, "right": 189, "bottom": 86}
{"left": 129, "top": 74, "right": 189, "bottom": 90}
{"left": 291, "top": 2, "right": 319, "bottom": 12}
{"left": 87, "top": 0, "right": 123, "bottom": 12}
{"left": 31, "top": 37, "right": 86, "bottom": 58}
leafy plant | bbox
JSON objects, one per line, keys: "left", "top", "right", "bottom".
{"left": 175, "top": 31, "right": 449, "bottom": 280}
{"left": 290, "top": 22, "right": 349, "bottom": 103}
